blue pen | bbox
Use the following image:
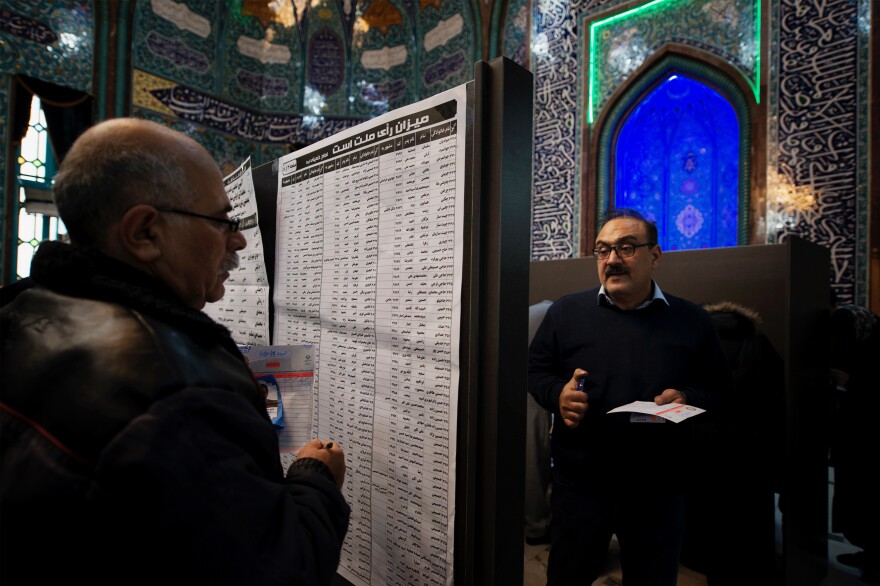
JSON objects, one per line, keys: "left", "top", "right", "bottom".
{"left": 576, "top": 376, "right": 585, "bottom": 392}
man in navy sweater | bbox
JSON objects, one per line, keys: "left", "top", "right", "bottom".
{"left": 528, "top": 208, "right": 731, "bottom": 586}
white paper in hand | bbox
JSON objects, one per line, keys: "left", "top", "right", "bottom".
{"left": 607, "top": 401, "right": 705, "bottom": 423}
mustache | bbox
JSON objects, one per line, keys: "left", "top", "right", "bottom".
{"left": 221, "top": 253, "right": 240, "bottom": 272}
{"left": 605, "top": 266, "right": 628, "bottom": 277}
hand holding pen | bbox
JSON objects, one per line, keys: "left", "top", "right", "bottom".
{"left": 560, "top": 368, "right": 589, "bottom": 429}
{"left": 295, "top": 438, "right": 347, "bottom": 490}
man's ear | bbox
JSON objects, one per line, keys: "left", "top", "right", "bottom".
{"left": 651, "top": 244, "right": 662, "bottom": 267}
{"left": 116, "top": 204, "right": 163, "bottom": 263}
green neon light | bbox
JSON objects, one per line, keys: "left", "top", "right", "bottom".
{"left": 588, "top": 23, "right": 596, "bottom": 124}
{"left": 587, "top": 0, "right": 761, "bottom": 124}
{"left": 754, "top": 0, "right": 761, "bottom": 104}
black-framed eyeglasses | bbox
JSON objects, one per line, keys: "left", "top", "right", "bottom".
{"left": 156, "top": 207, "right": 241, "bottom": 233}
{"left": 593, "top": 242, "right": 653, "bottom": 260}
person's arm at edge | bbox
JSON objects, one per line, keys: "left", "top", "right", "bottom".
{"left": 528, "top": 307, "right": 567, "bottom": 416}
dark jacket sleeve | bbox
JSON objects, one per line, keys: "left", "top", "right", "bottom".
{"left": 96, "top": 387, "right": 350, "bottom": 586}
{"left": 528, "top": 303, "right": 566, "bottom": 415}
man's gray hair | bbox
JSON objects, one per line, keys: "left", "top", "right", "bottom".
{"left": 53, "top": 125, "right": 190, "bottom": 247}
{"left": 600, "top": 208, "right": 658, "bottom": 245}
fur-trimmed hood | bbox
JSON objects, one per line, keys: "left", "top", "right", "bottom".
{"left": 703, "top": 300, "right": 762, "bottom": 340}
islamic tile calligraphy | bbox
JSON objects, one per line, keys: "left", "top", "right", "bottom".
{"left": 418, "top": 0, "right": 473, "bottom": 96}
{"left": 308, "top": 27, "right": 346, "bottom": 96}
{"left": 140, "top": 73, "right": 361, "bottom": 145}
{"left": 424, "top": 51, "right": 465, "bottom": 86}
{"left": 304, "top": 0, "right": 350, "bottom": 115}
{"left": 145, "top": 31, "right": 210, "bottom": 72}
{"left": 220, "top": 6, "right": 301, "bottom": 112}
{"left": 0, "top": 8, "right": 58, "bottom": 45}
{"left": 531, "top": 0, "right": 584, "bottom": 259}
{"left": 351, "top": 0, "right": 416, "bottom": 117}
{"left": 134, "top": 0, "right": 216, "bottom": 92}
{"left": 768, "top": 0, "right": 868, "bottom": 303}
{"left": 0, "top": 2, "right": 93, "bottom": 93}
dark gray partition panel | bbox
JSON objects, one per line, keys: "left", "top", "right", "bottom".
{"left": 784, "top": 237, "right": 833, "bottom": 586}
{"left": 529, "top": 238, "right": 831, "bottom": 586}
{"left": 459, "top": 57, "right": 533, "bottom": 586}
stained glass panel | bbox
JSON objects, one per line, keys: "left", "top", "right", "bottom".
{"left": 15, "top": 97, "right": 65, "bottom": 280}
{"left": 614, "top": 74, "right": 738, "bottom": 250}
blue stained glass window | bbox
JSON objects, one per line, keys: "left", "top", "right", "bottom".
{"left": 614, "top": 74, "right": 738, "bottom": 250}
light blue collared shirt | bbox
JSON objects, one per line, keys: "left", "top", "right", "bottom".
{"left": 598, "top": 280, "right": 669, "bottom": 310}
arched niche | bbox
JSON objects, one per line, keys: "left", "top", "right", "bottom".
{"left": 585, "top": 47, "right": 762, "bottom": 253}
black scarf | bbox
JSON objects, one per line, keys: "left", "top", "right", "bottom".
{"left": 29, "top": 241, "right": 242, "bottom": 359}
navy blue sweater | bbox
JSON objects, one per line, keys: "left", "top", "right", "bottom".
{"left": 528, "top": 287, "right": 732, "bottom": 489}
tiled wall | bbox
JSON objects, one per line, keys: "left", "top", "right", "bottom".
{"left": 530, "top": 0, "right": 870, "bottom": 304}
{"left": 1, "top": 0, "right": 479, "bottom": 176}
{"left": 0, "top": 0, "right": 871, "bottom": 303}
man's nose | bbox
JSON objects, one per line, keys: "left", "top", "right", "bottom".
{"left": 229, "top": 230, "right": 247, "bottom": 251}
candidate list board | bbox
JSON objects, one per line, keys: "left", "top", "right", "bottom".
{"left": 273, "top": 85, "right": 467, "bottom": 586}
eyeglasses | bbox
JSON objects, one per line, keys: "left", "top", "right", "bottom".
{"left": 156, "top": 207, "right": 241, "bottom": 233}
{"left": 593, "top": 242, "right": 653, "bottom": 260}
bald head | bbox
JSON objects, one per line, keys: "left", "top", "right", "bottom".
{"left": 52, "top": 118, "right": 246, "bottom": 309}
{"left": 53, "top": 118, "right": 217, "bottom": 248}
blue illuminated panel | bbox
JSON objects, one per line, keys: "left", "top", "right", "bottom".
{"left": 614, "top": 74, "right": 738, "bottom": 250}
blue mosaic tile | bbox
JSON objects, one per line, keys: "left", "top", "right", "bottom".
{"left": 0, "top": 1, "right": 93, "bottom": 91}
{"left": 350, "top": 0, "right": 418, "bottom": 117}
{"left": 587, "top": 0, "right": 758, "bottom": 123}
{"left": 304, "top": 0, "right": 351, "bottom": 116}
{"left": 417, "top": 0, "right": 475, "bottom": 97}
{"left": 767, "top": 0, "right": 867, "bottom": 304}
{"left": 502, "top": 0, "right": 530, "bottom": 68}
{"left": 531, "top": 0, "right": 591, "bottom": 259}
{"left": 218, "top": 5, "right": 303, "bottom": 113}
{"left": 133, "top": 0, "right": 219, "bottom": 93}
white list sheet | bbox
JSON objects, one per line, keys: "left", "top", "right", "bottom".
{"left": 273, "top": 84, "right": 467, "bottom": 586}
{"left": 204, "top": 157, "right": 270, "bottom": 344}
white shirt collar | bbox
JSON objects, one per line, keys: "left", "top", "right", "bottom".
{"left": 598, "top": 280, "right": 668, "bottom": 309}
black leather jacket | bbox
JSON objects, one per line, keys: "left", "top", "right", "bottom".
{"left": 1, "top": 242, "right": 349, "bottom": 585}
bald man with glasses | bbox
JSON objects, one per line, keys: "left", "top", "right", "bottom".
{"left": 528, "top": 208, "right": 732, "bottom": 586}
{"left": 1, "top": 118, "right": 349, "bottom": 586}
